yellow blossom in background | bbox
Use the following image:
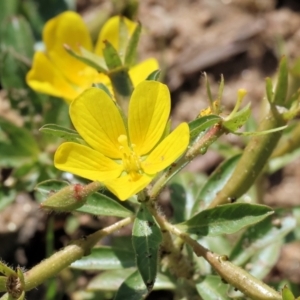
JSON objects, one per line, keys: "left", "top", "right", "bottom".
{"left": 54, "top": 81, "right": 189, "bottom": 200}
{"left": 26, "top": 11, "right": 159, "bottom": 103}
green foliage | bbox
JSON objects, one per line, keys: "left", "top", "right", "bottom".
{"left": 71, "top": 246, "right": 135, "bottom": 270}
{"left": 0, "top": 118, "right": 39, "bottom": 167}
{"left": 178, "top": 203, "right": 273, "bottom": 236}
{"left": 2, "top": 2, "right": 300, "bottom": 300}
{"left": 189, "top": 114, "right": 221, "bottom": 143}
{"left": 65, "top": 45, "right": 107, "bottom": 72}
{"left": 114, "top": 270, "right": 149, "bottom": 300}
{"left": 132, "top": 204, "right": 162, "bottom": 291}
{"left": 124, "top": 22, "right": 142, "bottom": 66}
{"left": 196, "top": 275, "right": 231, "bottom": 300}
{"left": 39, "top": 124, "right": 83, "bottom": 143}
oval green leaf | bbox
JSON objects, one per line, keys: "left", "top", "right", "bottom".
{"left": 223, "top": 103, "right": 251, "bottom": 133}
{"left": 192, "top": 154, "right": 241, "bottom": 214}
{"left": 0, "top": 118, "right": 39, "bottom": 167}
{"left": 114, "top": 269, "right": 149, "bottom": 300}
{"left": 196, "top": 275, "right": 231, "bottom": 300}
{"left": 178, "top": 203, "right": 273, "bottom": 237}
{"left": 88, "top": 269, "right": 175, "bottom": 292}
{"left": 35, "top": 179, "right": 69, "bottom": 202}
{"left": 169, "top": 172, "right": 207, "bottom": 222}
{"left": 71, "top": 246, "right": 135, "bottom": 270}
{"left": 124, "top": 22, "right": 142, "bottom": 66}
{"left": 77, "top": 192, "right": 132, "bottom": 218}
{"left": 229, "top": 213, "right": 296, "bottom": 266}
{"left": 35, "top": 180, "right": 131, "bottom": 217}
{"left": 132, "top": 204, "right": 162, "bottom": 291}
{"left": 39, "top": 124, "right": 83, "bottom": 143}
{"left": 189, "top": 115, "right": 221, "bottom": 143}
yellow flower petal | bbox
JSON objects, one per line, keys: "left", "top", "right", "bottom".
{"left": 128, "top": 81, "right": 170, "bottom": 156}
{"left": 94, "top": 16, "right": 137, "bottom": 56}
{"left": 129, "top": 58, "right": 159, "bottom": 87}
{"left": 55, "top": 142, "right": 123, "bottom": 181}
{"left": 142, "top": 123, "right": 189, "bottom": 174}
{"left": 26, "top": 52, "right": 78, "bottom": 103}
{"left": 70, "top": 88, "right": 126, "bottom": 158}
{"left": 105, "top": 174, "right": 153, "bottom": 201}
{"left": 43, "top": 11, "right": 96, "bottom": 87}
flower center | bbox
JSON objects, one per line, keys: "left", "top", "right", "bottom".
{"left": 118, "top": 135, "right": 142, "bottom": 181}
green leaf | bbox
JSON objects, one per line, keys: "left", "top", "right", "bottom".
{"left": 146, "top": 69, "right": 161, "bottom": 81}
{"left": 64, "top": 45, "right": 107, "bottom": 73}
{"left": 1, "top": 15, "right": 34, "bottom": 58}
{"left": 114, "top": 270, "right": 149, "bottom": 300}
{"left": 273, "top": 56, "right": 288, "bottom": 106}
{"left": 103, "top": 41, "right": 123, "bottom": 70}
{"left": 265, "top": 77, "right": 274, "bottom": 103}
{"left": 0, "top": 0, "right": 18, "bottom": 24}
{"left": 282, "top": 286, "right": 296, "bottom": 300}
{"left": 217, "top": 74, "right": 225, "bottom": 103}
{"left": 118, "top": 17, "right": 130, "bottom": 60}
{"left": 71, "top": 246, "right": 135, "bottom": 270}
{"left": 192, "top": 154, "right": 241, "bottom": 213}
{"left": 77, "top": 192, "right": 132, "bottom": 218}
{"left": 204, "top": 72, "right": 214, "bottom": 105}
{"left": 34, "top": 180, "right": 69, "bottom": 202}
{"left": 0, "top": 118, "right": 39, "bottom": 167}
{"left": 269, "top": 147, "right": 300, "bottom": 174}
{"left": 39, "top": 124, "right": 84, "bottom": 143}
{"left": 229, "top": 214, "right": 296, "bottom": 266}
{"left": 132, "top": 204, "right": 162, "bottom": 291}
{"left": 196, "top": 275, "right": 231, "bottom": 300}
{"left": 20, "top": 0, "right": 44, "bottom": 37}
{"left": 178, "top": 203, "right": 273, "bottom": 237}
{"left": 35, "top": 180, "right": 131, "bottom": 217}
{"left": 88, "top": 269, "right": 135, "bottom": 292}
{"left": 169, "top": 172, "right": 207, "bottom": 222}
{"left": 71, "top": 291, "right": 108, "bottom": 300}
{"left": 0, "top": 276, "right": 6, "bottom": 292}
{"left": 233, "top": 125, "right": 287, "bottom": 137}
{"left": 88, "top": 269, "right": 175, "bottom": 292}
{"left": 188, "top": 115, "right": 222, "bottom": 143}
{"left": 223, "top": 103, "right": 251, "bottom": 132}
{"left": 124, "top": 22, "right": 142, "bottom": 66}
{"left": 248, "top": 241, "right": 281, "bottom": 280}
{"left": 109, "top": 70, "right": 133, "bottom": 98}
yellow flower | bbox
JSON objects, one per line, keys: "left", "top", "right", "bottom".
{"left": 26, "top": 11, "right": 159, "bottom": 103}
{"left": 54, "top": 81, "right": 189, "bottom": 200}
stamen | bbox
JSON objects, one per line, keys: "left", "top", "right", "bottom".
{"left": 118, "top": 134, "right": 143, "bottom": 181}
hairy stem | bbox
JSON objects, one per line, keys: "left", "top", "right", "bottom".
{"left": 145, "top": 202, "right": 194, "bottom": 280}
{"left": 23, "top": 216, "right": 134, "bottom": 291}
{"left": 209, "top": 107, "right": 286, "bottom": 208}
{"left": 164, "top": 222, "right": 282, "bottom": 300}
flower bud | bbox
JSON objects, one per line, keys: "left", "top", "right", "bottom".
{"left": 40, "top": 184, "right": 90, "bottom": 212}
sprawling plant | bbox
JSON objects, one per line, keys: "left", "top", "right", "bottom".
{"left": 1, "top": 4, "right": 300, "bottom": 300}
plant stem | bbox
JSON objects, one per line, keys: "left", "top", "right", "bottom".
{"left": 163, "top": 222, "right": 282, "bottom": 300}
{"left": 23, "top": 216, "right": 134, "bottom": 291}
{"left": 149, "top": 123, "right": 225, "bottom": 199}
{"left": 209, "top": 107, "right": 286, "bottom": 208}
{"left": 145, "top": 202, "right": 194, "bottom": 280}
